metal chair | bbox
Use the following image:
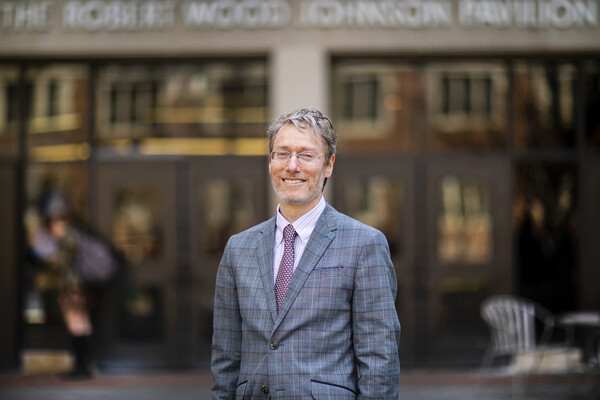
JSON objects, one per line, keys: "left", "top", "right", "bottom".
{"left": 480, "top": 295, "right": 577, "bottom": 397}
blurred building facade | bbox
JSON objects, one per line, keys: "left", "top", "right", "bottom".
{"left": 0, "top": 0, "right": 599, "bottom": 370}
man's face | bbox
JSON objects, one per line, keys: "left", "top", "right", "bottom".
{"left": 269, "top": 123, "right": 334, "bottom": 208}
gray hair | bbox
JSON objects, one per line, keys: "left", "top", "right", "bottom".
{"left": 267, "top": 108, "right": 337, "bottom": 160}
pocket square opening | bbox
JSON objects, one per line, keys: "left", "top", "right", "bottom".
{"left": 314, "top": 266, "right": 344, "bottom": 271}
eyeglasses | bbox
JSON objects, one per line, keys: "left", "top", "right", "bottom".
{"left": 270, "top": 150, "right": 326, "bottom": 165}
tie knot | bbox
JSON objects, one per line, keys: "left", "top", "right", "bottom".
{"left": 283, "top": 224, "right": 296, "bottom": 243}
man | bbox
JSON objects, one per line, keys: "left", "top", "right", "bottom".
{"left": 211, "top": 108, "right": 401, "bottom": 399}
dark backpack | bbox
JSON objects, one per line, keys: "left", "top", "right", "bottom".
{"left": 75, "top": 229, "right": 119, "bottom": 284}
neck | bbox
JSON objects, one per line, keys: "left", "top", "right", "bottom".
{"left": 279, "top": 196, "right": 321, "bottom": 223}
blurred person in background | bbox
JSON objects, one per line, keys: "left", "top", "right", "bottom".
{"left": 41, "top": 191, "right": 93, "bottom": 378}
{"left": 211, "top": 108, "right": 401, "bottom": 399}
{"left": 32, "top": 190, "right": 118, "bottom": 379}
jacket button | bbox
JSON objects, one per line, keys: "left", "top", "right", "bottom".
{"left": 261, "top": 385, "right": 269, "bottom": 394}
{"left": 270, "top": 341, "right": 279, "bottom": 350}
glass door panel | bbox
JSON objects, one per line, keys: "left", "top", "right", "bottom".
{"left": 425, "top": 157, "right": 511, "bottom": 365}
{"left": 514, "top": 162, "right": 578, "bottom": 313}
{"left": 190, "top": 156, "right": 268, "bottom": 363}
{"left": 95, "top": 162, "right": 178, "bottom": 368}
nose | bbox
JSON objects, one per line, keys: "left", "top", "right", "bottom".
{"left": 285, "top": 154, "right": 301, "bottom": 170}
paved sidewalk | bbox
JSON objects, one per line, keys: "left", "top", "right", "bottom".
{"left": 0, "top": 369, "right": 599, "bottom": 399}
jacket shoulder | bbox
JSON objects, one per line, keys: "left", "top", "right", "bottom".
{"left": 226, "top": 218, "right": 274, "bottom": 245}
{"left": 326, "top": 205, "right": 383, "bottom": 237}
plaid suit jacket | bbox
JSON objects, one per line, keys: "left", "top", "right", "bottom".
{"left": 211, "top": 204, "right": 401, "bottom": 399}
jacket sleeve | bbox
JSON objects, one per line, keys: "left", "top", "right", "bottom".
{"left": 211, "top": 238, "right": 242, "bottom": 399}
{"left": 352, "top": 229, "right": 401, "bottom": 399}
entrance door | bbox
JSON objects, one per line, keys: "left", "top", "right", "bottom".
{"left": 96, "top": 161, "right": 179, "bottom": 368}
{"left": 333, "top": 156, "right": 511, "bottom": 366}
{"left": 424, "top": 156, "right": 512, "bottom": 365}
{"left": 95, "top": 157, "right": 269, "bottom": 368}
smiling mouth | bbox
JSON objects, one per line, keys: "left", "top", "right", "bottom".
{"left": 283, "top": 179, "right": 304, "bottom": 184}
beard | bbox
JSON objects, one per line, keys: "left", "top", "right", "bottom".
{"left": 270, "top": 167, "right": 326, "bottom": 206}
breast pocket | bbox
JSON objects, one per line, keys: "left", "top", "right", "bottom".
{"left": 304, "top": 265, "right": 353, "bottom": 308}
{"left": 311, "top": 380, "right": 356, "bottom": 399}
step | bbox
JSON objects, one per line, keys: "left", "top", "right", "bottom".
{"left": 21, "top": 349, "right": 73, "bottom": 374}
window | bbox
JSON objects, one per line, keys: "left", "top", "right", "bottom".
{"left": 0, "top": 66, "right": 20, "bottom": 156}
{"left": 440, "top": 74, "right": 493, "bottom": 117}
{"left": 25, "top": 64, "right": 88, "bottom": 160}
{"left": 47, "top": 80, "right": 59, "bottom": 117}
{"left": 331, "top": 62, "right": 408, "bottom": 149}
{"left": 106, "top": 78, "right": 158, "bottom": 130}
{"left": 332, "top": 60, "right": 508, "bottom": 152}
{"left": 426, "top": 62, "right": 507, "bottom": 150}
{"left": 96, "top": 62, "right": 268, "bottom": 142}
{"left": 342, "top": 74, "right": 380, "bottom": 121}
{"left": 514, "top": 62, "right": 577, "bottom": 149}
{"left": 5, "top": 84, "right": 18, "bottom": 124}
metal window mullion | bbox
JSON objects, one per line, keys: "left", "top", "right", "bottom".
{"left": 14, "top": 63, "right": 28, "bottom": 369}
{"left": 87, "top": 64, "right": 98, "bottom": 225}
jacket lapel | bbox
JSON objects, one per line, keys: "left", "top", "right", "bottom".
{"left": 257, "top": 217, "right": 278, "bottom": 322}
{"left": 274, "top": 205, "right": 338, "bottom": 327}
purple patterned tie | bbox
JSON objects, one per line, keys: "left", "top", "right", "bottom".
{"left": 275, "top": 224, "right": 296, "bottom": 312}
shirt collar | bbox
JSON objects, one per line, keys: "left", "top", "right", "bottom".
{"left": 275, "top": 196, "right": 326, "bottom": 246}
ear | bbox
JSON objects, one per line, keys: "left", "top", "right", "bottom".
{"left": 324, "top": 154, "right": 335, "bottom": 178}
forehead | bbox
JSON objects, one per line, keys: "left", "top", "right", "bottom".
{"left": 273, "top": 123, "right": 325, "bottom": 151}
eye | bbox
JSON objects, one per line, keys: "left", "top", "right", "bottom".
{"left": 298, "top": 152, "right": 316, "bottom": 162}
{"left": 273, "top": 151, "right": 289, "bottom": 160}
